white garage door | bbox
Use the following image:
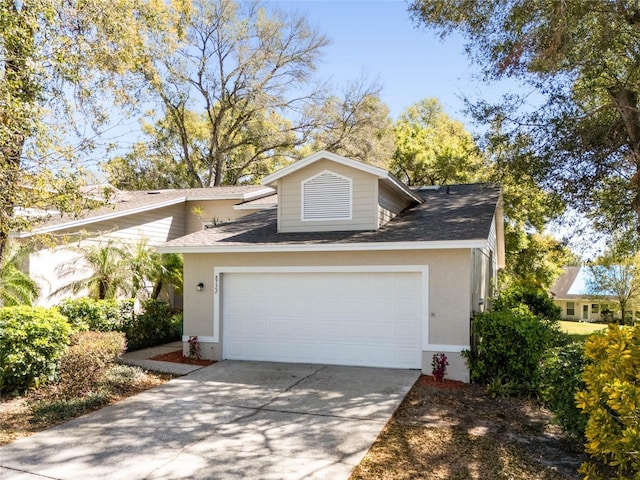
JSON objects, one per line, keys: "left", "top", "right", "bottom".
{"left": 221, "top": 271, "right": 425, "bottom": 369}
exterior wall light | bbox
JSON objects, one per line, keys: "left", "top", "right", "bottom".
{"left": 196, "top": 282, "right": 204, "bottom": 292}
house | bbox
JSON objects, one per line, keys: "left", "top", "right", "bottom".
{"left": 550, "top": 266, "right": 638, "bottom": 322}
{"left": 157, "top": 151, "right": 505, "bottom": 382}
{"left": 11, "top": 185, "right": 275, "bottom": 306}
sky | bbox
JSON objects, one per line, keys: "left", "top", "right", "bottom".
{"left": 270, "top": 0, "right": 493, "bottom": 125}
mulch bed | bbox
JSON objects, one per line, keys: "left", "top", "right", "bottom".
{"left": 351, "top": 374, "right": 587, "bottom": 480}
{"left": 149, "top": 350, "right": 216, "bottom": 366}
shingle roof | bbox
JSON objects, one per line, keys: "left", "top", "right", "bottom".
{"left": 549, "top": 266, "right": 582, "bottom": 299}
{"left": 15, "top": 185, "right": 274, "bottom": 236}
{"left": 159, "top": 183, "right": 501, "bottom": 252}
{"left": 549, "top": 266, "right": 618, "bottom": 300}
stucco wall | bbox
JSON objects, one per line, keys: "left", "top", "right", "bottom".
{"left": 181, "top": 248, "right": 473, "bottom": 380}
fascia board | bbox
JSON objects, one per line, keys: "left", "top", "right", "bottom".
{"left": 16, "top": 196, "right": 187, "bottom": 237}
{"left": 156, "top": 239, "right": 488, "bottom": 254}
{"left": 262, "top": 150, "right": 388, "bottom": 185}
{"left": 184, "top": 188, "right": 275, "bottom": 202}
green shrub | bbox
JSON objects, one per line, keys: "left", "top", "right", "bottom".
{"left": 0, "top": 306, "right": 72, "bottom": 395}
{"left": 539, "top": 341, "right": 588, "bottom": 446}
{"left": 122, "top": 299, "right": 182, "bottom": 351}
{"left": 576, "top": 325, "right": 640, "bottom": 479}
{"left": 465, "top": 306, "right": 564, "bottom": 396}
{"left": 57, "top": 298, "right": 134, "bottom": 332}
{"left": 56, "top": 331, "right": 126, "bottom": 398}
{"left": 493, "top": 285, "right": 562, "bottom": 321}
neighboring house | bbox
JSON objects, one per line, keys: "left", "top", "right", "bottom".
{"left": 158, "top": 151, "right": 505, "bottom": 382}
{"left": 550, "top": 266, "right": 639, "bottom": 323}
{"left": 11, "top": 185, "right": 275, "bottom": 306}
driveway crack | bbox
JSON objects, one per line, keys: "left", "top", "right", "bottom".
{"left": 226, "top": 364, "right": 328, "bottom": 422}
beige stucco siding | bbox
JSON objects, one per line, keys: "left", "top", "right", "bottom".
{"left": 277, "top": 159, "right": 378, "bottom": 232}
{"left": 182, "top": 248, "right": 472, "bottom": 378}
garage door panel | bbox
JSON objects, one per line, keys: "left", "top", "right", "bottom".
{"left": 222, "top": 271, "right": 424, "bottom": 369}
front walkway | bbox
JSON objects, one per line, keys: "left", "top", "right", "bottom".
{"left": 118, "top": 341, "right": 204, "bottom": 375}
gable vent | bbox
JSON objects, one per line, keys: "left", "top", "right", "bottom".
{"left": 302, "top": 170, "right": 352, "bottom": 221}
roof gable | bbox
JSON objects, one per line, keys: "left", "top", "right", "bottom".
{"left": 262, "top": 150, "right": 422, "bottom": 204}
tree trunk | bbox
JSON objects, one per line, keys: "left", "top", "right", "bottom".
{"left": 0, "top": 3, "right": 37, "bottom": 266}
{"left": 609, "top": 87, "right": 640, "bottom": 231}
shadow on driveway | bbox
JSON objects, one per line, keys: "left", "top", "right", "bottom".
{"left": 0, "top": 361, "right": 419, "bottom": 480}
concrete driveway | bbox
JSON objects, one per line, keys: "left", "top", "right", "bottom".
{"left": 0, "top": 361, "right": 420, "bottom": 480}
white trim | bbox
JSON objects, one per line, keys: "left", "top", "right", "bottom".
{"left": 216, "top": 265, "right": 428, "bottom": 274}
{"left": 261, "top": 150, "right": 423, "bottom": 204}
{"left": 424, "top": 344, "right": 471, "bottom": 353}
{"left": 184, "top": 188, "right": 275, "bottom": 202}
{"left": 213, "top": 265, "right": 430, "bottom": 353}
{"left": 15, "top": 196, "right": 187, "bottom": 237}
{"left": 262, "top": 150, "right": 388, "bottom": 184}
{"left": 157, "top": 239, "right": 488, "bottom": 254}
{"left": 301, "top": 170, "right": 353, "bottom": 222}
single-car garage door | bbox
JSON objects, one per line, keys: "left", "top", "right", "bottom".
{"left": 221, "top": 270, "right": 425, "bottom": 369}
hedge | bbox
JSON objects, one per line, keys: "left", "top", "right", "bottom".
{"left": 0, "top": 306, "right": 72, "bottom": 395}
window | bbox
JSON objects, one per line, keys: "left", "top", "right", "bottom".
{"left": 567, "top": 302, "right": 575, "bottom": 316}
{"left": 302, "top": 170, "right": 352, "bottom": 221}
{"left": 592, "top": 304, "right": 599, "bottom": 314}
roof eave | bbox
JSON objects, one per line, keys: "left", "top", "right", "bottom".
{"left": 14, "top": 196, "right": 187, "bottom": 237}
{"left": 156, "top": 238, "right": 489, "bottom": 254}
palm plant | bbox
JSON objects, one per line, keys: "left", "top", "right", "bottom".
{"left": 126, "top": 239, "right": 158, "bottom": 298}
{"left": 149, "top": 253, "right": 183, "bottom": 300}
{"left": 53, "top": 240, "right": 131, "bottom": 300}
{"left": 0, "top": 241, "right": 40, "bottom": 306}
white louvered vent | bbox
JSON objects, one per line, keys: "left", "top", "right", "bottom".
{"left": 302, "top": 170, "right": 352, "bottom": 221}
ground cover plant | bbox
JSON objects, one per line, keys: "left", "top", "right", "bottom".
{"left": 0, "top": 364, "right": 172, "bottom": 446}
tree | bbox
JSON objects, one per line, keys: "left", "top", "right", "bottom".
{"left": 303, "top": 80, "right": 396, "bottom": 168}
{"left": 409, "top": 1, "right": 640, "bottom": 240}
{"left": 0, "top": 0, "right": 186, "bottom": 266}
{"left": 586, "top": 254, "right": 640, "bottom": 324}
{"left": 480, "top": 121, "right": 574, "bottom": 288}
{"left": 119, "top": 0, "right": 330, "bottom": 188}
{"left": 105, "top": 107, "right": 296, "bottom": 189}
{"left": 390, "top": 98, "right": 484, "bottom": 186}
{"left": 500, "top": 230, "right": 579, "bottom": 290}
{"left": 0, "top": 241, "right": 39, "bottom": 306}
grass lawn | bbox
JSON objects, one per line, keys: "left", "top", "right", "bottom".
{"left": 560, "top": 320, "right": 608, "bottom": 341}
